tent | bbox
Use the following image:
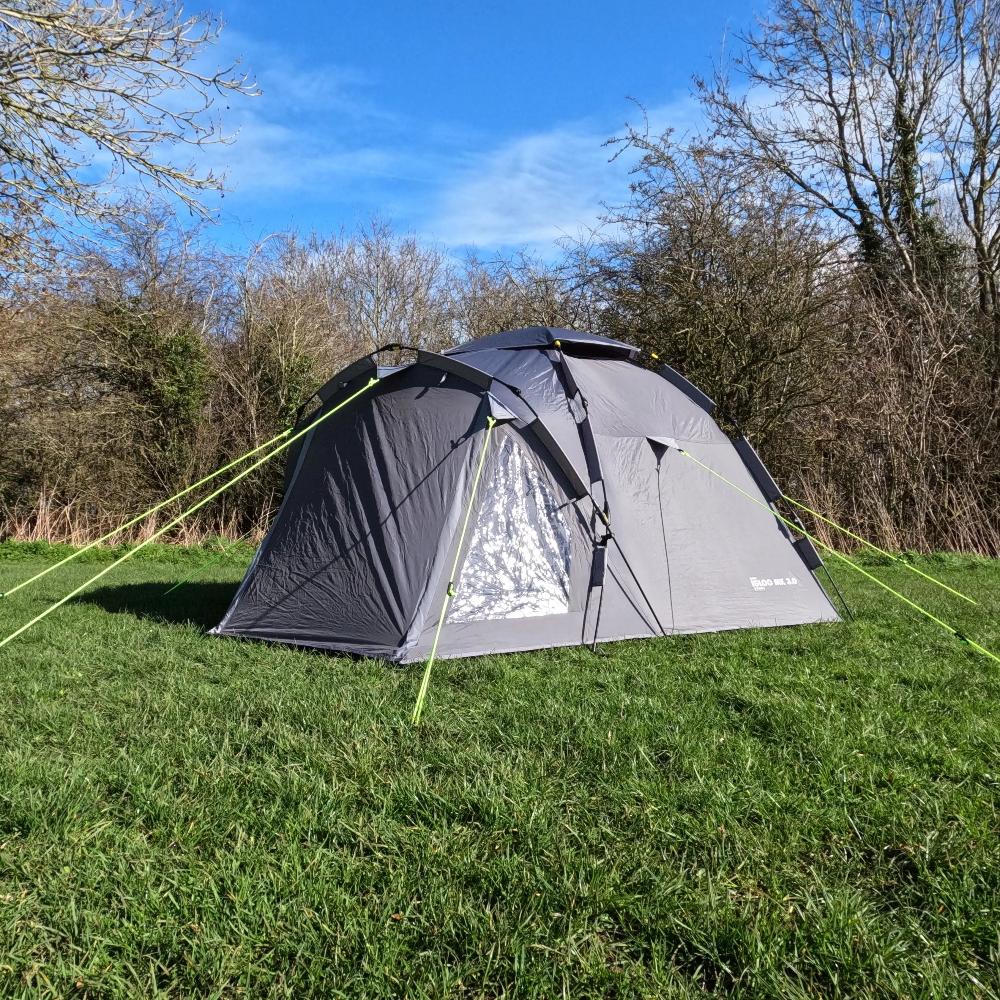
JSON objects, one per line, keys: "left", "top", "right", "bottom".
{"left": 211, "top": 327, "right": 840, "bottom": 661}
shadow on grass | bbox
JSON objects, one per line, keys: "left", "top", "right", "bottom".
{"left": 74, "top": 582, "right": 238, "bottom": 630}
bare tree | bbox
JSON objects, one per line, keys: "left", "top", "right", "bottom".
{"left": 454, "top": 251, "right": 595, "bottom": 342}
{"left": 222, "top": 234, "right": 344, "bottom": 453}
{"left": 943, "top": 1, "right": 1000, "bottom": 326}
{"left": 324, "top": 220, "right": 456, "bottom": 351}
{"left": 0, "top": 0, "right": 254, "bottom": 276}
{"left": 591, "top": 127, "right": 846, "bottom": 440}
{"left": 701, "top": 0, "right": 980, "bottom": 293}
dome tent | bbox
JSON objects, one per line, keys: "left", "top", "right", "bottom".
{"left": 211, "top": 328, "right": 839, "bottom": 661}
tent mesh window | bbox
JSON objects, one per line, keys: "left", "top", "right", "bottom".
{"left": 450, "top": 433, "right": 571, "bottom": 622}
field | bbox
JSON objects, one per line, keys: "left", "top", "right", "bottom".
{"left": 0, "top": 542, "right": 997, "bottom": 998}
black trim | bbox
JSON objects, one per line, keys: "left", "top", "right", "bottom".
{"left": 733, "top": 437, "right": 781, "bottom": 502}
{"left": 548, "top": 348, "right": 668, "bottom": 641}
{"left": 545, "top": 348, "right": 608, "bottom": 516}
{"left": 732, "top": 435, "right": 841, "bottom": 614}
{"left": 794, "top": 536, "right": 823, "bottom": 571}
{"left": 373, "top": 347, "right": 591, "bottom": 505}
{"left": 412, "top": 349, "right": 591, "bottom": 504}
{"left": 527, "top": 418, "right": 588, "bottom": 499}
{"left": 447, "top": 326, "right": 639, "bottom": 359}
{"left": 785, "top": 510, "right": 829, "bottom": 577}
{"left": 416, "top": 350, "right": 494, "bottom": 390}
{"left": 316, "top": 356, "right": 378, "bottom": 404}
{"left": 293, "top": 357, "right": 378, "bottom": 431}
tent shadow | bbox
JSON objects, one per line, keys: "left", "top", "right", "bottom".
{"left": 74, "top": 581, "right": 238, "bottom": 630}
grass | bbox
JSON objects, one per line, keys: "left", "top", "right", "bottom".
{"left": 0, "top": 543, "right": 997, "bottom": 998}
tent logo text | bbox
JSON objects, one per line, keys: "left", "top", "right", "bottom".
{"left": 750, "top": 575, "right": 800, "bottom": 592}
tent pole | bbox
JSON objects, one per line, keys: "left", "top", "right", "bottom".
{"left": 819, "top": 563, "right": 854, "bottom": 622}
{"left": 607, "top": 533, "right": 669, "bottom": 638}
{"left": 589, "top": 569, "right": 606, "bottom": 653}
{"left": 0, "top": 379, "right": 379, "bottom": 651}
{"left": 0, "top": 426, "right": 294, "bottom": 600}
{"left": 676, "top": 448, "right": 999, "bottom": 668}
{"left": 412, "top": 416, "right": 497, "bottom": 725}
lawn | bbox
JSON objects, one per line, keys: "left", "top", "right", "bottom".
{"left": 0, "top": 542, "right": 997, "bottom": 998}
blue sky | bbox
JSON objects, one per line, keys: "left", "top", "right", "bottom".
{"left": 196, "top": 0, "right": 759, "bottom": 256}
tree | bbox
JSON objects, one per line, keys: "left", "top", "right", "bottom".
{"left": 590, "top": 128, "right": 845, "bottom": 443}
{"left": 454, "top": 251, "right": 595, "bottom": 342}
{"left": 943, "top": 1, "right": 1000, "bottom": 328}
{"left": 325, "top": 220, "right": 455, "bottom": 352}
{"left": 0, "top": 0, "right": 253, "bottom": 278}
{"left": 701, "top": 0, "right": 992, "bottom": 299}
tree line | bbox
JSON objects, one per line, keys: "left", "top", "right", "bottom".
{"left": 0, "top": 0, "right": 998, "bottom": 553}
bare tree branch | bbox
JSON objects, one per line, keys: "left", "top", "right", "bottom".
{"left": 0, "top": 0, "right": 256, "bottom": 279}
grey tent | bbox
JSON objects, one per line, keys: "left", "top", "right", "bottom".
{"left": 212, "top": 328, "right": 839, "bottom": 660}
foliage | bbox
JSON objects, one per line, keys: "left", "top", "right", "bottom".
{"left": 0, "top": 1, "right": 998, "bottom": 554}
{"left": 86, "top": 296, "right": 211, "bottom": 481}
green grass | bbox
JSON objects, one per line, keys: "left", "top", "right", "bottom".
{"left": 0, "top": 544, "right": 997, "bottom": 998}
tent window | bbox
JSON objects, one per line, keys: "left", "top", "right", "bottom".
{"left": 450, "top": 433, "right": 571, "bottom": 622}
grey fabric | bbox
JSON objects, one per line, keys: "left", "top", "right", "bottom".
{"left": 214, "top": 331, "right": 838, "bottom": 662}
{"left": 448, "top": 326, "right": 638, "bottom": 358}
{"left": 563, "top": 356, "right": 839, "bottom": 639}
{"left": 213, "top": 366, "right": 488, "bottom": 658}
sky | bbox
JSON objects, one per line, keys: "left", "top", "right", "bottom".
{"left": 191, "top": 0, "right": 759, "bottom": 257}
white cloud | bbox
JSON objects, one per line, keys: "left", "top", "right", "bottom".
{"left": 425, "top": 126, "right": 619, "bottom": 248}
{"left": 421, "top": 95, "right": 706, "bottom": 251}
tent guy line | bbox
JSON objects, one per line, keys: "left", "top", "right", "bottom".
{"left": 781, "top": 495, "right": 979, "bottom": 606}
{"left": 675, "top": 447, "right": 1000, "bottom": 667}
{"left": 162, "top": 523, "right": 266, "bottom": 597}
{"left": 0, "top": 426, "right": 295, "bottom": 600}
{"left": 0, "top": 379, "right": 379, "bottom": 651}
{"left": 412, "top": 414, "right": 498, "bottom": 725}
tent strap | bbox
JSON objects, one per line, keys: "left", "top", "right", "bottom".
{"left": 675, "top": 447, "right": 999, "bottom": 667}
{"left": 412, "top": 415, "right": 497, "bottom": 725}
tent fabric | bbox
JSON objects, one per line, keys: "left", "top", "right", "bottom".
{"left": 212, "top": 328, "right": 839, "bottom": 661}
{"left": 445, "top": 325, "right": 638, "bottom": 359}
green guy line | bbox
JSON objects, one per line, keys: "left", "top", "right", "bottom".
{"left": 1, "top": 427, "right": 294, "bottom": 600}
{"left": 677, "top": 449, "right": 999, "bottom": 667}
{"left": 162, "top": 525, "right": 261, "bottom": 597}
{"left": 413, "top": 415, "right": 497, "bottom": 725}
{"left": 0, "top": 379, "right": 378, "bottom": 651}
{"left": 783, "top": 495, "right": 979, "bottom": 606}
